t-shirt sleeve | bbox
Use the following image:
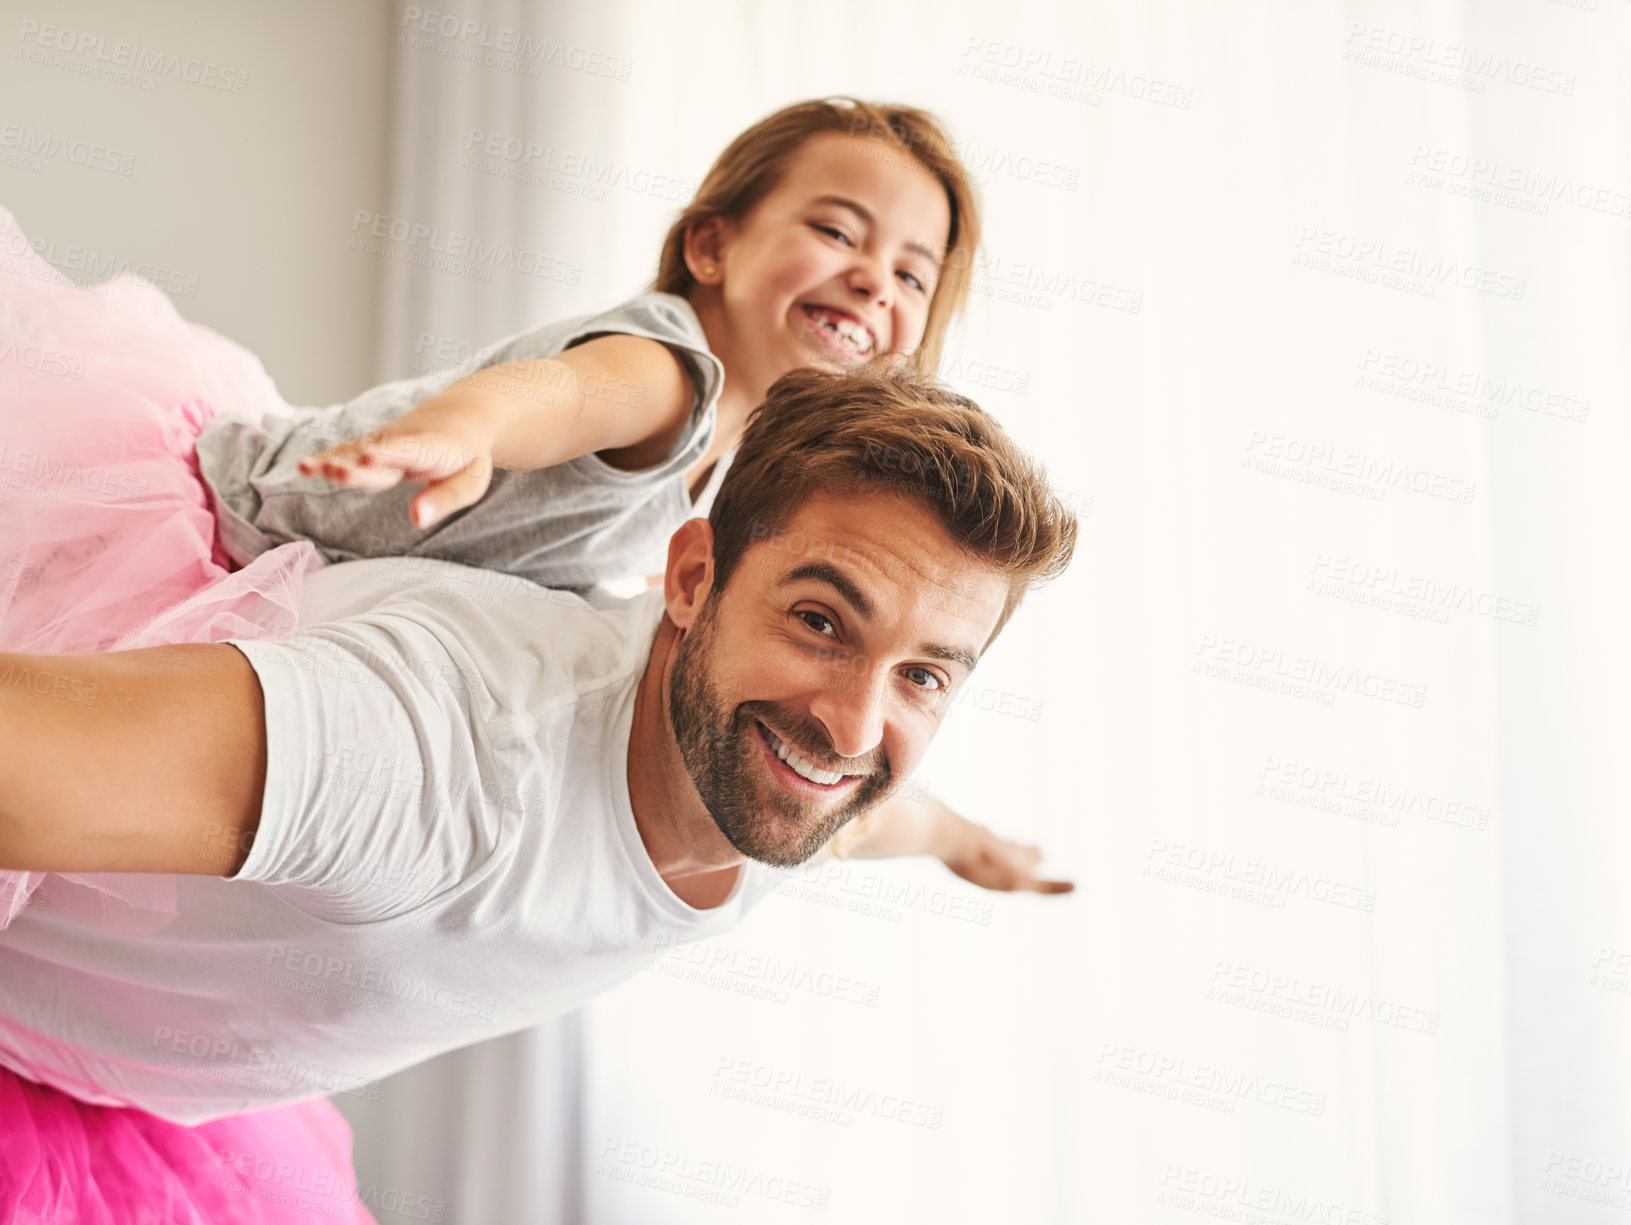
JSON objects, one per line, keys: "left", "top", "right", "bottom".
{"left": 547, "top": 295, "right": 724, "bottom": 481}
{"left": 225, "top": 614, "right": 509, "bottom": 923}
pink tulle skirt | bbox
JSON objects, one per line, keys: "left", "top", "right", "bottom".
{"left": 0, "top": 202, "right": 324, "bottom": 928}
{"left": 0, "top": 1068, "right": 378, "bottom": 1224}
{"left": 0, "top": 205, "right": 372, "bottom": 1222}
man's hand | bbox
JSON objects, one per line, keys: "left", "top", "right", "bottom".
{"left": 833, "top": 789, "right": 1074, "bottom": 895}
{"left": 934, "top": 813, "right": 1075, "bottom": 895}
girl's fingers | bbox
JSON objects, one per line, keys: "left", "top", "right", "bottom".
{"left": 298, "top": 445, "right": 364, "bottom": 476}
{"left": 361, "top": 432, "right": 473, "bottom": 477}
{"left": 298, "top": 448, "right": 404, "bottom": 489}
{"left": 325, "top": 462, "right": 404, "bottom": 491}
{"left": 300, "top": 433, "right": 479, "bottom": 494}
{"left": 412, "top": 456, "right": 493, "bottom": 529}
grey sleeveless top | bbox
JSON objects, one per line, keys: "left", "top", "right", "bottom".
{"left": 195, "top": 292, "right": 723, "bottom": 593}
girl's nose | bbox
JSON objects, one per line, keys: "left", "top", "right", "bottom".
{"left": 846, "top": 258, "right": 891, "bottom": 309}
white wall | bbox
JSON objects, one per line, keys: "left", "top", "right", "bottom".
{"left": 0, "top": 0, "right": 390, "bottom": 405}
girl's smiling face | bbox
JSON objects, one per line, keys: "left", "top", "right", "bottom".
{"left": 688, "top": 131, "right": 953, "bottom": 395}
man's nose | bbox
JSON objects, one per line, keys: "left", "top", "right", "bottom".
{"left": 806, "top": 661, "right": 888, "bottom": 764}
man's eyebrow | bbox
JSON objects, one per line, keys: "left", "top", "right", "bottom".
{"left": 780, "top": 562, "right": 873, "bottom": 619}
{"left": 811, "top": 195, "right": 945, "bottom": 270}
{"left": 778, "top": 562, "right": 979, "bottom": 673}
{"left": 921, "top": 642, "right": 979, "bottom": 673}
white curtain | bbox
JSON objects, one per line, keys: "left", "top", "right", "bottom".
{"left": 339, "top": 2, "right": 1630, "bottom": 1222}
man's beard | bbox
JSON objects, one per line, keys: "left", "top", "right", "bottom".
{"left": 667, "top": 597, "right": 893, "bottom": 867}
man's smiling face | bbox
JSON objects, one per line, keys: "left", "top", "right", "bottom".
{"left": 666, "top": 490, "right": 1010, "bottom": 867}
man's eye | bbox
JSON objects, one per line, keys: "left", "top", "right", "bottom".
{"left": 798, "top": 610, "right": 837, "bottom": 636}
{"left": 904, "top": 666, "right": 943, "bottom": 692}
{"left": 813, "top": 224, "right": 853, "bottom": 246}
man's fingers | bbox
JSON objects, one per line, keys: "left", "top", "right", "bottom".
{"left": 994, "top": 843, "right": 1044, "bottom": 872}
{"left": 1032, "top": 878, "right": 1075, "bottom": 895}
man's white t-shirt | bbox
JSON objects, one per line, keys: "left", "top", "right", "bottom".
{"left": 0, "top": 558, "right": 786, "bottom": 1124}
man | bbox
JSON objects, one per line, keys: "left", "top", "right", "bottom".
{"left": 0, "top": 367, "right": 1078, "bottom": 1125}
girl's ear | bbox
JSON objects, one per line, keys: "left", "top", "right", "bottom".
{"left": 682, "top": 217, "right": 730, "bottom": 286}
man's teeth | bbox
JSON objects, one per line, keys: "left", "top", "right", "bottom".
{"left": 809, "top": 310, "right": 872, "bottom": 355}
{"left": 765, "top": 728, "right": 846, "bottom": 786}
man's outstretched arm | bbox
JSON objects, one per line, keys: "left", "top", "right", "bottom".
{"left": 0, "top": 645, "right": 266, "bottom": 876}
{"left": 823, "top": 788, "right": 1075, "bottom": 895}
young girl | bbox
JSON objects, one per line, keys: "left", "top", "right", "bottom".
{"left": 0, "top": 97, "right": 1061, "bottom": 1219}
{"left": 199, "top": 96, "right": 976, "bottom": 597}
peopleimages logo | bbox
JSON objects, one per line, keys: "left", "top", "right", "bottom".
{"left": 0, "top": 123, "right": 134, "bottom": 175}
{"left": 1408, "top": 147, "right": 1630, "bottom": 219}
{"left": 1143, "top": 837, "right": 1378, "bottom": 912}
{"left": 1208, "top": 960, "right": 1441, "bottom": 1034}
{"left": 1156, "top": 1166, "right": 1391, "bottom": 1225}
{"left": 1308, "top": 554, "right": 1540, "bottom": 627}
{"left": 462, "top": 129, "right": 695, "bottom": 201}
{"left": 1256, "top": 756, "right": 1492, "bottom": 832}
{"left": 398, "top": 7, "right": 632, "bottom": 80}
{"left": 1357, "top": 349, "right": 1589, "bottom": 424}
{"left": 1243, "top": 432, "right": 1477, "bottom": 506}
{"left": 1195, "top": 634, "right": 1429, "bottom": 709}
{"left": 1343, "top": 24, "right": 1576, "bottom": 94}
{"left": 14, "top": 20, "right": 250, "bottom": 93}
{"left": 1095, "top": 1042, "right": 1327, "bottom": 1116}
{"left": 348, "top": 211, "right": 581, "bottom": 285}
{"left": 1292, "top": 227, "right": 1526, "bottom": 299}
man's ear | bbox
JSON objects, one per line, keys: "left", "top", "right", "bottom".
{"left": 682, "top": 217, "right": 730, "bottom": 287}
{"left": 664, "top": 518, "right": 715, "bottom": 629}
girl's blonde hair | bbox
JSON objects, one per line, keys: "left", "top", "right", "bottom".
{"left": 654, "top": 97, "right": 981, "bottom": 375}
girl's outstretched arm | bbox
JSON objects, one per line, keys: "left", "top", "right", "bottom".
{"left": 0, "top": 646, "right": 266, "bottom": 876}
{"left": 298, "top": 334, "right": 696, "bottom": 529}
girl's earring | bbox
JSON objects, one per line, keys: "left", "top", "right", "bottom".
{"left": 702, "top": 264, "right": 717, "bottom": 277}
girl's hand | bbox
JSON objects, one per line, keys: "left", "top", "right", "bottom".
{"left": 296, "top": 395, "right": 510, "bottom": 529}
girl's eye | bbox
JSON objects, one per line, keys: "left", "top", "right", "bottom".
{"left": 904, "top": 666, "right": 944, "bottom": 692}
{"left": 798, "top": 610, "right": 837, "bottom": 637}
{"left": 898, "top": 270, "right": 926, "bottom": 293}
{"left": 812, "top": 223, "right": 853, "bottom": 246}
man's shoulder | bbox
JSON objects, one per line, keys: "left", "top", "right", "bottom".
{"left": 299, "top": 557, "right": 663, "bottom": 687}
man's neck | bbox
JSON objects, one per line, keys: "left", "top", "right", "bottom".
{"left": 626, "top": 615, "right": 746, "bottom": 907}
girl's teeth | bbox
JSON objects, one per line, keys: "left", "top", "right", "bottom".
{"left": 808, "top": 309, "right": 871, "bottom": 355}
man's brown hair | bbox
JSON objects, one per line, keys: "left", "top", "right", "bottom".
{"left": 654, "top": 97, "right": 981, "bottom": 375}
{"left": 707, "top": 368, "right": 1077, "bottom": 649}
